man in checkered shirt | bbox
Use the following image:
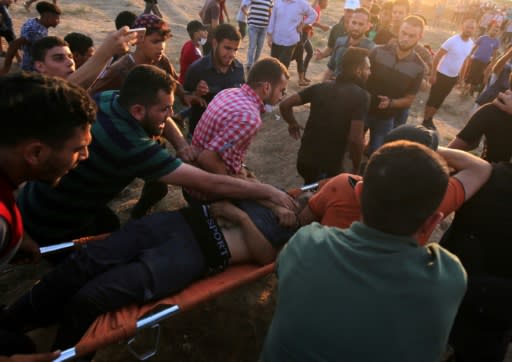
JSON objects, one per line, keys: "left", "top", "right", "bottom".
{"left": 192, "top": 57, "right": 289, "bottom": 177}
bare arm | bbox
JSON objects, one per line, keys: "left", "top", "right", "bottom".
{"left": 298, "top": 205, "right": 318, "bottom": 226}
{"left": 158, "top": 163, "right": 297, "bottom": 209}
{"left": 162, "top": 117, "right": 199, "bottom": 162}
{"left": 347, "top": 120, "right": 364, "bottom": 174}
{"left": 69, "top": 27, "right": 136, "bottom": 89}
{"left": 430, "top": 48, "right": 447, "bottom": 84}
{"left": 437, "top": 146, "right": 492, "bottom": 200}
{"left": 195, "top": 149, "right": 228, "bottom": 174}
{"left": 279, "top": 93, "right": 305, "bottom": 140}
{"left": 0, "top": 37, "right": 26, "bottom": 75}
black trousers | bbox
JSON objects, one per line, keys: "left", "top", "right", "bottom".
{"left": 271, "top": 43, "right": 296, "bottom": 69}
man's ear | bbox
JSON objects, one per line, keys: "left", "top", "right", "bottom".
{"left": 33, "top": 60, "right": 46, "bottom": 74}
{"left": 22, "top": 141, "right": 48, "bottom": 167}
{"left": 129, "top": 104, "right": 146, "bottom": 121}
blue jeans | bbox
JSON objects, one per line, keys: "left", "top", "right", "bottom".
{"left": 247, "top": 25, "right": 267, "bottom": 68}
{"left": 366, "top": 114, "right": 394, "bottom": 154}
{"left": 393, "top": 108, "right": 409, "bottom": 128}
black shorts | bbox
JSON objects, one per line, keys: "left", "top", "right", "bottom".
{"left": 466, "top": 59, "right": 488, "bottom": 86}
{"left": 426, "top": 71, "right": 458, "bottom": 109}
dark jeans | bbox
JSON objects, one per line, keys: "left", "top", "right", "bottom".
{"left": 450, "top": 276, "right": 512, "bottom": 362}
{"left": 7, "top": 212, "right": 205, "bottom": 351}
{"left": 271, "top": 43, "right": 296, "bottom": 69}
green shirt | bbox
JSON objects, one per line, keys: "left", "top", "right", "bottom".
{"left": 18, "top": 91, "right": 182, "bottom": 242}
{"left": 262, "top": 222, "right": 466, "bottom": 362}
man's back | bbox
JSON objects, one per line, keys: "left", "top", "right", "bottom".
{"left": 262, "top": 222, "right": 467, "bottom": 362}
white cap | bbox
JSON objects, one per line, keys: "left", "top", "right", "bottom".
{"left": 344, "top": 0, "right": 360, "bottom": 10}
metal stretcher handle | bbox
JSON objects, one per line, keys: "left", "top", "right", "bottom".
{"left": 300, "top": 182, "right": 319, "bottom": 192}
{"left": 52, "top": 347, "right": 76, "bottom": 362}
{"left": 40, "top": 242, "right": 75, "bottom": 255}
{"left": 136, "top": 304, "right": 180, "bottom": 329}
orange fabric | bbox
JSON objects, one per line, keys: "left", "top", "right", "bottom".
{"left": 73, "top": 255, "right": 274, "bottom": 357}
{"left": 308, "top": 174, "right": 466, "bottom": 246}
{"left": 308, "top": 174, "right": 362, "bottom": 229}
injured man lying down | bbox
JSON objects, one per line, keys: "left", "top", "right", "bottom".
{"left": 1, "top": 197, "right": 308, "bottom": 353}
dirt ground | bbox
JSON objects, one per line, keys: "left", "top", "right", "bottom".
{"left": 0, "top": 0, "right": 508, "bottom": 360}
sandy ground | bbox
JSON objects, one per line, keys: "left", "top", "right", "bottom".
{"left": 0, "top": 0, "right": 507, "bottom": 360}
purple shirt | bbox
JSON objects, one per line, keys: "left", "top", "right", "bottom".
{"left": 473, "top": 35, "right": 500, "bottom": 63}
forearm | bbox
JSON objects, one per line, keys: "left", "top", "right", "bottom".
{"left": 348, "top": 140, "right": 363, "bottom": 174}
{"left": 389, "top": 95, "right": 415, "bottom": 109}
{"left": 280, "top": 104, "right": 299, "bottom": 127}
{"left": 2, "top": 39, "right": 22, "bottom": 71}
{"left": 69, "top": 46, "right": 113, "bottom": 89}
{"left": 437, "top": 146, "right": 487, "bottom": 171}
{"left": 162, "top": 117, "right": 189, "bottom": 151}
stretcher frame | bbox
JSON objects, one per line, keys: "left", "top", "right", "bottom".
{"left": 39, "top": 182, "right": 320, "bottom": 361}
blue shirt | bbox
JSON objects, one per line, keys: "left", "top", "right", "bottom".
{"left": 20, "top": 18, "right": 48, "bottom": 71}
{"left": 473, "top": 35, "right": 500, "bottom": 63}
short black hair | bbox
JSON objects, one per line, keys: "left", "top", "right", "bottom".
{"left": 32, "top": 36, "right": 68, "bottom": 63}
{"left": 403, "top": 14, "right": 425, "bottom": 32}
{"left": 214, "top": 23, "right": 241, "bottom": 43}
{"left": 119, "top": 65, "right": 176, "bottom": 108}
{"left": 0, "top": 72, "right": 95, "bottom": 147}
{"left": 36, "top": 1, "right": 61, "bottom": 15}
{"left": 64, "top": 32, "right": 93, "bottom": 56}
{"left": 115, "top": 10, "right": 137, "bottom": 30}
{"left": 361, "top": 141, "right": 449, "bottom": 236}
{"left": 247, "top": 57, "right": 289, "bottom": 86}
{"left": 354, "top": 7, "right": 371, "bottom": 19}
{"left": 337, "top": 47, "right": 369, "bottom": 82}
{"left": 187, "top": 20, "right": 206, "bottom": 38}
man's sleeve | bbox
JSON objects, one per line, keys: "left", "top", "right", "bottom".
{"left": 133, "top": 140, "right": 183, "bottom": 181}
{"left": 440, "top": 36, "right": 453, "bottom": 52}
{"left": 303, "top": 3, "right": 318, "bottom": 25}
{"left": 297, "top": 83, "right": 318, "bottom": 104}
{"left": 184, "top": 61, "right": 200, "bottom": 92}
{"left": 456, "top": 105, "right": 489, "bottom": 144}
{"left": 437, "top": 177, "right": 466, "bottom": 217}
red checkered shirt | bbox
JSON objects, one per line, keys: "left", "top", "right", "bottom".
{"left": 192, "top": 84, "right": 264, "bottom": 174}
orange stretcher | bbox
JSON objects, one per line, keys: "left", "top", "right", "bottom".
{"left": 38, "top": 182, "right": 321, "bottom": 362}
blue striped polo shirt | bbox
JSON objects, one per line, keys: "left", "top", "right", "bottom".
{"left": 17, "top": 91, "right": 182, "bottom": 242}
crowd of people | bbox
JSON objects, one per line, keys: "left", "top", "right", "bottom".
{"left": 1, "top": 0, "right": 512, "bottom": 361}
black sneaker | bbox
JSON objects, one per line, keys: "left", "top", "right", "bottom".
{"left": 422, "top": 118, "right": 437, "bottom": 131}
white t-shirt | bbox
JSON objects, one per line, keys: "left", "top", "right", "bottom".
{"left": 437, "top": 34, "right": 474, "bottom": 77}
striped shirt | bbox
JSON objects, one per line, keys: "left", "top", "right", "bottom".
{"left": 17, "top": 91, "right": 182, "bottom": 242}
{"left": 243, "top": 0, "right": 273, "bottom": 28}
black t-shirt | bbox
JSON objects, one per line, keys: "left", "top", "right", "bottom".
{"left": 327, "top": 18, "right": 347, "bottom": 49}
{"left": 457, "top": 103, "right": 512, "bottom": 163}
{"left": 297, "top": 81, "right": 369, "bottom": 172}
{"left": 442, "top": 162, "right": 512, "bottom": 277}
{"left": 366, "top": 43, "right": 424, "bottom": 117}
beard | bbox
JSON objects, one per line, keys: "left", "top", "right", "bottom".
{"left": 398, "top": 41, "right": 417, "bottom": 52}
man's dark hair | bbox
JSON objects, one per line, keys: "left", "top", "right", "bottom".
{"left": 214, "top": 23, "right": 241, "bottom": 43}
{"left": 32, "top": 36, "right": 68, "bottom": 62}
{"left": 119, "top": 65, "right": 176, "bottom": 108}
{"left": 115, "top": 10, "right": 137, "bottom": 30}
{"left": 36, "top": 1, "right": 61, "bottom": 15}
{"left": 247, "top": 57, "right": 290, "bottom": 86}
{"left": 392, "top": 0, "right": 410, "bottom": 12}
{"left": 337, "top": 47, "right": 369, "bottom": 83}
{"left": 0, "top": 72, "right": 95, "bottom": 147}
{"left": 403, "top": 14, "right": 425, "bottom": 31}
{"left": 64, "top": 32, "right": 93, "bottom": 56}
{"left": 361, "top": 141, "right": 449, "bottom": 236}
{"left": 354, "top": 7, "right": 371, "bottom": 19}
